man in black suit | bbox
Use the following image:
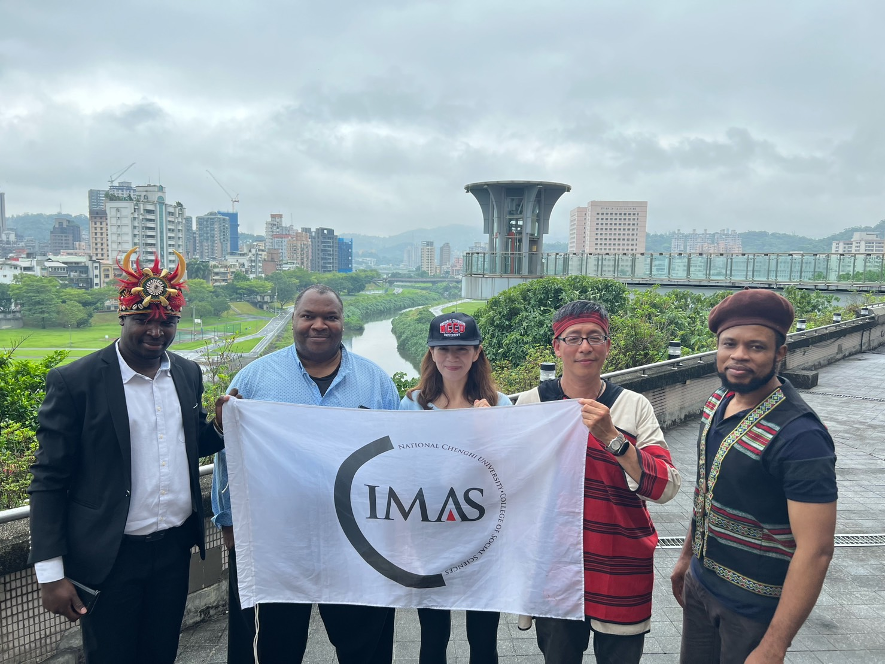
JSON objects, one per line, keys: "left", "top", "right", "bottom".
{"left": 28, "top": 248, "right": 237, "bottom": 664}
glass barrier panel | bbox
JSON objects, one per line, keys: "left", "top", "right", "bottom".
{"left": 836, "top": 254, "right": 854, "bottom": 282}
{"left": 750, "top": 255, "right": 768, "bottom": 280}
{"left": 599, "top": 255, "right": 617, "bottom": 277}
{"left": 731, "top": 255, "right": 749, "bottom": 281}
{"left": 689, "top": 255, "right": 707, "bottom": 279}
{"left": 709, "top": 255, "right": 728, "bottom": 280}
{"left": 868, "top": 255, "right": 885, "bottom": 283}
{"left": 775, "top": 255, "right": 792, "bottom": 280}
{"left": 853, "top": 255, "right": 867, "bottom": 282}
{"left": 669, "top": 255, "right": 688, "bottom": 279}
{"left": 651, "top": 254, "right": 670, "bottom": 278}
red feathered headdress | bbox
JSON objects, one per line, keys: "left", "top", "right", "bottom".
{"left": 117, "top": 247, "right": 187, "bottom": 319}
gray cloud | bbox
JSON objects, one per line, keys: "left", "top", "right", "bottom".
{"left": 0, "top": 0, "right": 883, "bottom": 239}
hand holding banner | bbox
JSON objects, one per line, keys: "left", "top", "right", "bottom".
{"left": 223, "top": 398, "right": 587, "bottom": 620}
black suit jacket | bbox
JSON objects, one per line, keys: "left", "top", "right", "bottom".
{"left": 28, "top": 343, "right": 224, "bottom": 586}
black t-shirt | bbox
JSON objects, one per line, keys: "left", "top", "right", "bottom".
{"left": 310, "top": 365, "right": 340, "bottom": 397}
{"left": 705, "top": 394, "right": 837, "bottom": 504}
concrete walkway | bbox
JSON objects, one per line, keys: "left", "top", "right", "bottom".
{"left": 429, "top": 299, "right": 473, "bottom": 316}
{"left": 177, "top": 349, "right": 885, "bottom": 663}
{"left": 175, "top": 308, "right": 293, "bottom": 361}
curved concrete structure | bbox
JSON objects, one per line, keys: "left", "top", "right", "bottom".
{"left": 463, "top": 181, "right": 570, "bottom": 299}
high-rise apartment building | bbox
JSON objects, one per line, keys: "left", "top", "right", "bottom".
{"left": 439, "top": 242, "right": 452, "bottom": 268}
{"left": 50, "top": 218, "right": 82, "bottom": 254}
{"left": 338, "top": 237, "right": 353, "bottom": 273}
{"left": 671, "top": 228, "right": 742, "bottom": 253}
{"left": 306, "top": 227, "right": 338, "bottom": 273}
{"left": 269, "top": 231, "right": 311, "bottom": 269}
{"left": 108, "top": 181, "right": 136, "bottom": 199}
{"left": 568, "top": 206, "right": 591, "bottom": 252}
{"left": 0, "top": 192, "right": 6, "bottom": 234}
{"left": 403, "top": 244, "right": 418, "bottom": 269}
{"left": 420, "top": 240, "right": 436, "bottom": 274}
{"left": 185, "top": 216, "right": 195, "bottom": 257}
{"left": 107, "top": 184, "right": 187, "bottom": 268}
{"left": 195, "top": 211, "right": 232, "bottom": 260}
{"left": 832, "top": 232, "right": 885, "bottom": 253}
{"left": 266, "top": 213, "right": 285, "bottom": 238}
{"left": 583, "top": 201, "right": 647, "bottom": 253}
{"left": 88, "top": 189, "right": 107, "bottom": 212}
{"left": 89, "top": 209, "right": 109, "bottom": 261}
{"left": 216, "top": 211, "right": 239, "bottom": 252}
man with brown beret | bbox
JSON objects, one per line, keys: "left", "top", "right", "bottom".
{"left": 671, "top": 289, "right": 837, "bottom": 664}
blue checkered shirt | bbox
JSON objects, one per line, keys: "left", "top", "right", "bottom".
{"left": 210, "top": 345, "right": 399, "bottom": 527}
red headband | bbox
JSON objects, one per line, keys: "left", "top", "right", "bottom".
{"left": 552, "top": 313, "right": 609, "bottom": 338}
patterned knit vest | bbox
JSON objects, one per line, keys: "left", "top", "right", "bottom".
{"left": 691, "top": 379, "right": 820, "bottom": 598}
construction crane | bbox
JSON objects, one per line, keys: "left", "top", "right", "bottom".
{"left": 108, "top": 162, "right": 136, "bottom": 187}
{"left": 206, "top": 170, "right": 239, "bottom": 211}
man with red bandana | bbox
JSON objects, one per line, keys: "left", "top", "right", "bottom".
{"left": 516, "top": 300, "right": 681, "bottom": 664}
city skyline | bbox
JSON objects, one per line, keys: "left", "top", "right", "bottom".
{"left": 1, "top": 1, "right": 883, "bottom": 238}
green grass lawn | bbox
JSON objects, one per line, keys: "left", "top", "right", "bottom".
{"left": 173, "top": 337, "right": 261, "bottom": 353}
{"left": 229, "top": 302, "right": 274, "bottom": 317}
{"left": 226, "top": 338, "right": 261, "bottom": 353}
{"left": 1, "top": 305, "right": 269, "bottom": 358}
{"left": 441, "top": 301, "right": 485, "bottom": 315}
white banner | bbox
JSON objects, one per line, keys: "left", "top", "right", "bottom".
{"left": 223, "top": 398, "right": 587, "bottom": 620}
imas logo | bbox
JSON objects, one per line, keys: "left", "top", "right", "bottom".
{"left": 366, "top": 485, "right": 486, "bottom": 522}
{"left": 334, "top": 437, "right": 506, "bottom": 589}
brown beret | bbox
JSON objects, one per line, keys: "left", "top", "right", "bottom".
{"left": 708, "top": 289, "right": 794, "bottom": 336}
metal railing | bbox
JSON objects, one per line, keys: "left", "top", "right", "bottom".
{"left": 464, "top": 251, "right": 885, "bottom": 289}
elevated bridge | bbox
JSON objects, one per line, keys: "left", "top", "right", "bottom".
{"left": 384, "top": 276, "right": 460, "bottom": 286}
{"left": 462, "top": 251, "right": 885, "bottom": 299}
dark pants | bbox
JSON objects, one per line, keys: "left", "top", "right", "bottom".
{"left": 417, "top": 607, "right": 500, "bottom": 664}
{"left": 80, "top": 523, "right": 193, "bottom": 664}
{"left": 679, "top": 568, "right": 770, "bottom": 664}
{"left": 226, "top": 547, "right": 395, "bottom": 664}
{"left": 535, "top": 616, "right": 645, "bottom": 664}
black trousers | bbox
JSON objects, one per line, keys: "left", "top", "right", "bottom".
{"left": 227, "top": 547, "right": 395, "bottom": 664}
{"left": 535, "top": 616, "right": 645, "bottom": 664}
{"left": 417, "top": 607, "right": 500, "bottom": 664}
{"left": 679, "top": 568, "right": 770, "bottom": 664}
{"left": 80, "top": 523, "right": 193, "bottom": 664}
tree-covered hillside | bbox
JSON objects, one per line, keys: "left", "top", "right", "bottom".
{"left": 6, "top": 213, "right": 88, "bottom": 242}
{"left": 646, "top": 219, "right": 885, "bottom": 254}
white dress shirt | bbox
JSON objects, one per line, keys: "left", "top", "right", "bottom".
{"left": 35, "top": 343, "right": 192, "bottom": 583}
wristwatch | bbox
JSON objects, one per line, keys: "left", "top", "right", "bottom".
{"left": 606, "top": 433, "right": 630, "bottom": 457}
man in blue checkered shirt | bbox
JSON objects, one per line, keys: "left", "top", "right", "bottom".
{"left": 211, "top": 284, "right": 400, "bottom": 664}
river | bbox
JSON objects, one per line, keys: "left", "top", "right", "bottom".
{"left": 343, "top": 315, "right": 420, "bottom": 377}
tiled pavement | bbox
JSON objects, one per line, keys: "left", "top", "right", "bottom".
{"left": 177, "top": 349, "right": 885, "bottom": 663}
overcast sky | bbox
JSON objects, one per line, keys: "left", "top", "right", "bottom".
{"left": 1, "top": 0, "right": 883, "bottom": 239}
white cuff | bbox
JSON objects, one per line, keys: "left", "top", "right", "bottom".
{"left": 35, "top": 557, "right": 65, "bottom": 584}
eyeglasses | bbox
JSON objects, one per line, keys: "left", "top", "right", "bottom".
{"left": 557, "top": 334, "right": 609, "bottom": 346}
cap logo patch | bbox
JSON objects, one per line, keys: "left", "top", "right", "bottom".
{"left": 440, "top": 319, "right": 467, "bottom": 336}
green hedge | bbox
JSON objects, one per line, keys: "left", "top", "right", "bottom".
{"left": 391, "top": 307, "right": 435, "bottom": 368}
{"left": 346, "top": 290, "right": 442, "bottom": 320}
